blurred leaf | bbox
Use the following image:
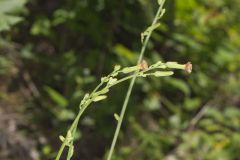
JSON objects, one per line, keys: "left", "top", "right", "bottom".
{"left": 0, "top": 55, "right": 15, "bottom": 75}
{"left": 42, "top": 145, "right": 52, "bottom": 155}
{"left": 114, "top": 44, "right": 137, "bottom": 64}
{"left": 0, "top": 0, "right": 27, "bottom": 13}
{"left": 52, "top": 9, "right": 75, "bottom": 26}
{"left": 144, "top": 94, "right": 160, "bottom": 111}
{"left": 30, "top": 18, "right": 51, "bottom": 36}
{"left": 184, "top": 97, "right": 201, "bottom": 111}
{"left": 57, "top": 109, "right": 75, "bottom": 121}
{"left": 0, "top": 0, "right": 27, "bottom": 31}
{"left": 0, "top": 14, "right": 22, "bottom": 31}
{"left": 44, "top": 86, "right": 68, "bottom": 108}
{"left": 173, "top": 33, "right": 202, "bottom": 51}
{"left": 167, "top": 77, "right": 191, "bottom": 96}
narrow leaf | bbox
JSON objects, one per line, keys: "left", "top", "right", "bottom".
{"left": 93, "top": 95, "right": 107, "bottom": 102}
{"left": 107, "top": 77, "right": 117, "bottom": 86}
{"left": 141, "top": 23, "right": 160, "bottom": 43}
{"left": 0, "top": 0, "right": 27, "bottom": 14}
{"left": 114, "top": 113, "right": 120, "bottom": 121}
{"left": 100, "top": 88, "right": 109, "bottom": 94}
{"left": 59, "top": 135, "right": 65, "bottom": 142}
{"left": 166, "top": 62, "right": 185, "bottom": 70}
{"left": 121, "top": 66, "right": 139, "bottom": 74}
{"left": 80, "top": 93, "right": 90, "bottom": 108}
{"left": 153, "top": 71, "right": 173, "bottom": 77}
{"left": 114, "top": 65, "right": 121, "bottom": 72}
{"left": 44, "top": 86, "right": 68, "bottom": 107}
{"left": 157, "top": 9, "right": 166, "bottom": 20}
{"left": 68, "top": 146, "right": 74, "bottom": 159}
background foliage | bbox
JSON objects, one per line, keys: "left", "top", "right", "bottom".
{"left": 0, "top": 0, "right": 239, "bottom": 160}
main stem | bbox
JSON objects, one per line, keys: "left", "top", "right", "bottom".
{"left": 106, "top": 2, "right": 165, "bottom": 160}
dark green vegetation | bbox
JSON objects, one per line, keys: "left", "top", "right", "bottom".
{"left": 0, "top": 0, "right": 240, "bottom": 160}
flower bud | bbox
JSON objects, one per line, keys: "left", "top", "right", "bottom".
{"left": 185, "top": 62, "right": 192, "bottom": 73}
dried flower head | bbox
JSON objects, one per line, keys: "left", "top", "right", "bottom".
{"left": 185, "top": 62, "right": 192, "bottom": 73}
{"left": 138, "top": 60, "right": 148, "bottom": 70}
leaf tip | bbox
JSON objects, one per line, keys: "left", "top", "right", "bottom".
{"left": 114, "top": 113, "right": 120, "bottom": 121}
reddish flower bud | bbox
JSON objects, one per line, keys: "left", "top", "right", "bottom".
{"left": 185, "top": 62, "right": 192, "bottom": 73}
{"left": 138, "top": 60, "right": 148, "bottom": 70}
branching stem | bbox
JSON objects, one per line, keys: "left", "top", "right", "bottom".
{"left": 107, "top": 1, "right": 166, "bottom": 160}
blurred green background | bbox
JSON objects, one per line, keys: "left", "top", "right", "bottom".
{"left": 0, "top": 0, "right": 240, "bottom": 160}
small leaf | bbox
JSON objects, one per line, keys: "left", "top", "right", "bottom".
{"left": 111, "top": 65, "right": 121, "bottom": 77}
{"left": 141, "top": 23, "right": 161, "bottom": 43}
{"left": 101, "top": 76, "right": 108, "bottom": 83}
{"left": 68, "top": 146, "right": 74, "bottom": 158}
{"left": 44, "top": 86, "right": 68, "bottom": 107}
{"left": 114, "top": 113, "right": 120, "bottom": 121}
{"left": 138, "top": 72, "right": 147, "bottom": 77}
{"left": 64, "top": 131, "right": 74, "bottom": 146}
{"left": 149, "top": 61, "right": 166, "bottom": 69}
{"left": 80, "top": 93, "right": 90, "bottom": 107}
{"left": 158, "top": 0, "right": 163, "bottom": 5}
{"left": 107, "top": 77, "right": 117, "bottom": 86}
{"left": 114, "top": 65, "right": 121, "bottom": 72}
{"left": 121, "top": 66, "right": 139, "bottom": 74}
{"left": 111, "top": 72, "right": 119, "bottom": 77}
{"left": 158, "top": 9, "right": 166, "bottom": 19}
{"left": 153, "top": 71, "right": 173, "bottom": 77}
{"left": 93, "top": 88, "right": 109, "bottom": 97}
{"left": 66, "top": 131, "right": 73, "bottom": 140}
{"left": 93, "top": 95, "right": 107, "bottom": 102}
{"left": 166, "top": 62, "right": 185, "bottom": 70}
{"left": 59, "top": 135, "right": 65, "bottom": 142}
{"left": 83, "top": 93, "right": 89, "bottom": 100}
{"left": 100, "top": 88, "right": 109, "bottom": 94}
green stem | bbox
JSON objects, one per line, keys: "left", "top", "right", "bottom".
{"left": 55, "top": 140, "right": 66, "bottom": 160}
{"left": 55, "top": 100, "right": 91, "bottom": 160}
{"left": 55, "top": 111, "right": 82, "bottom": 160}
{"left": 55, "top": 61, "right": 176, "bottom": 159}
{"left": 55, "top": 70, "right": 149, "bottom": 160}
{"left": 106, "top": 1, "right": 166, "bottom": 160}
